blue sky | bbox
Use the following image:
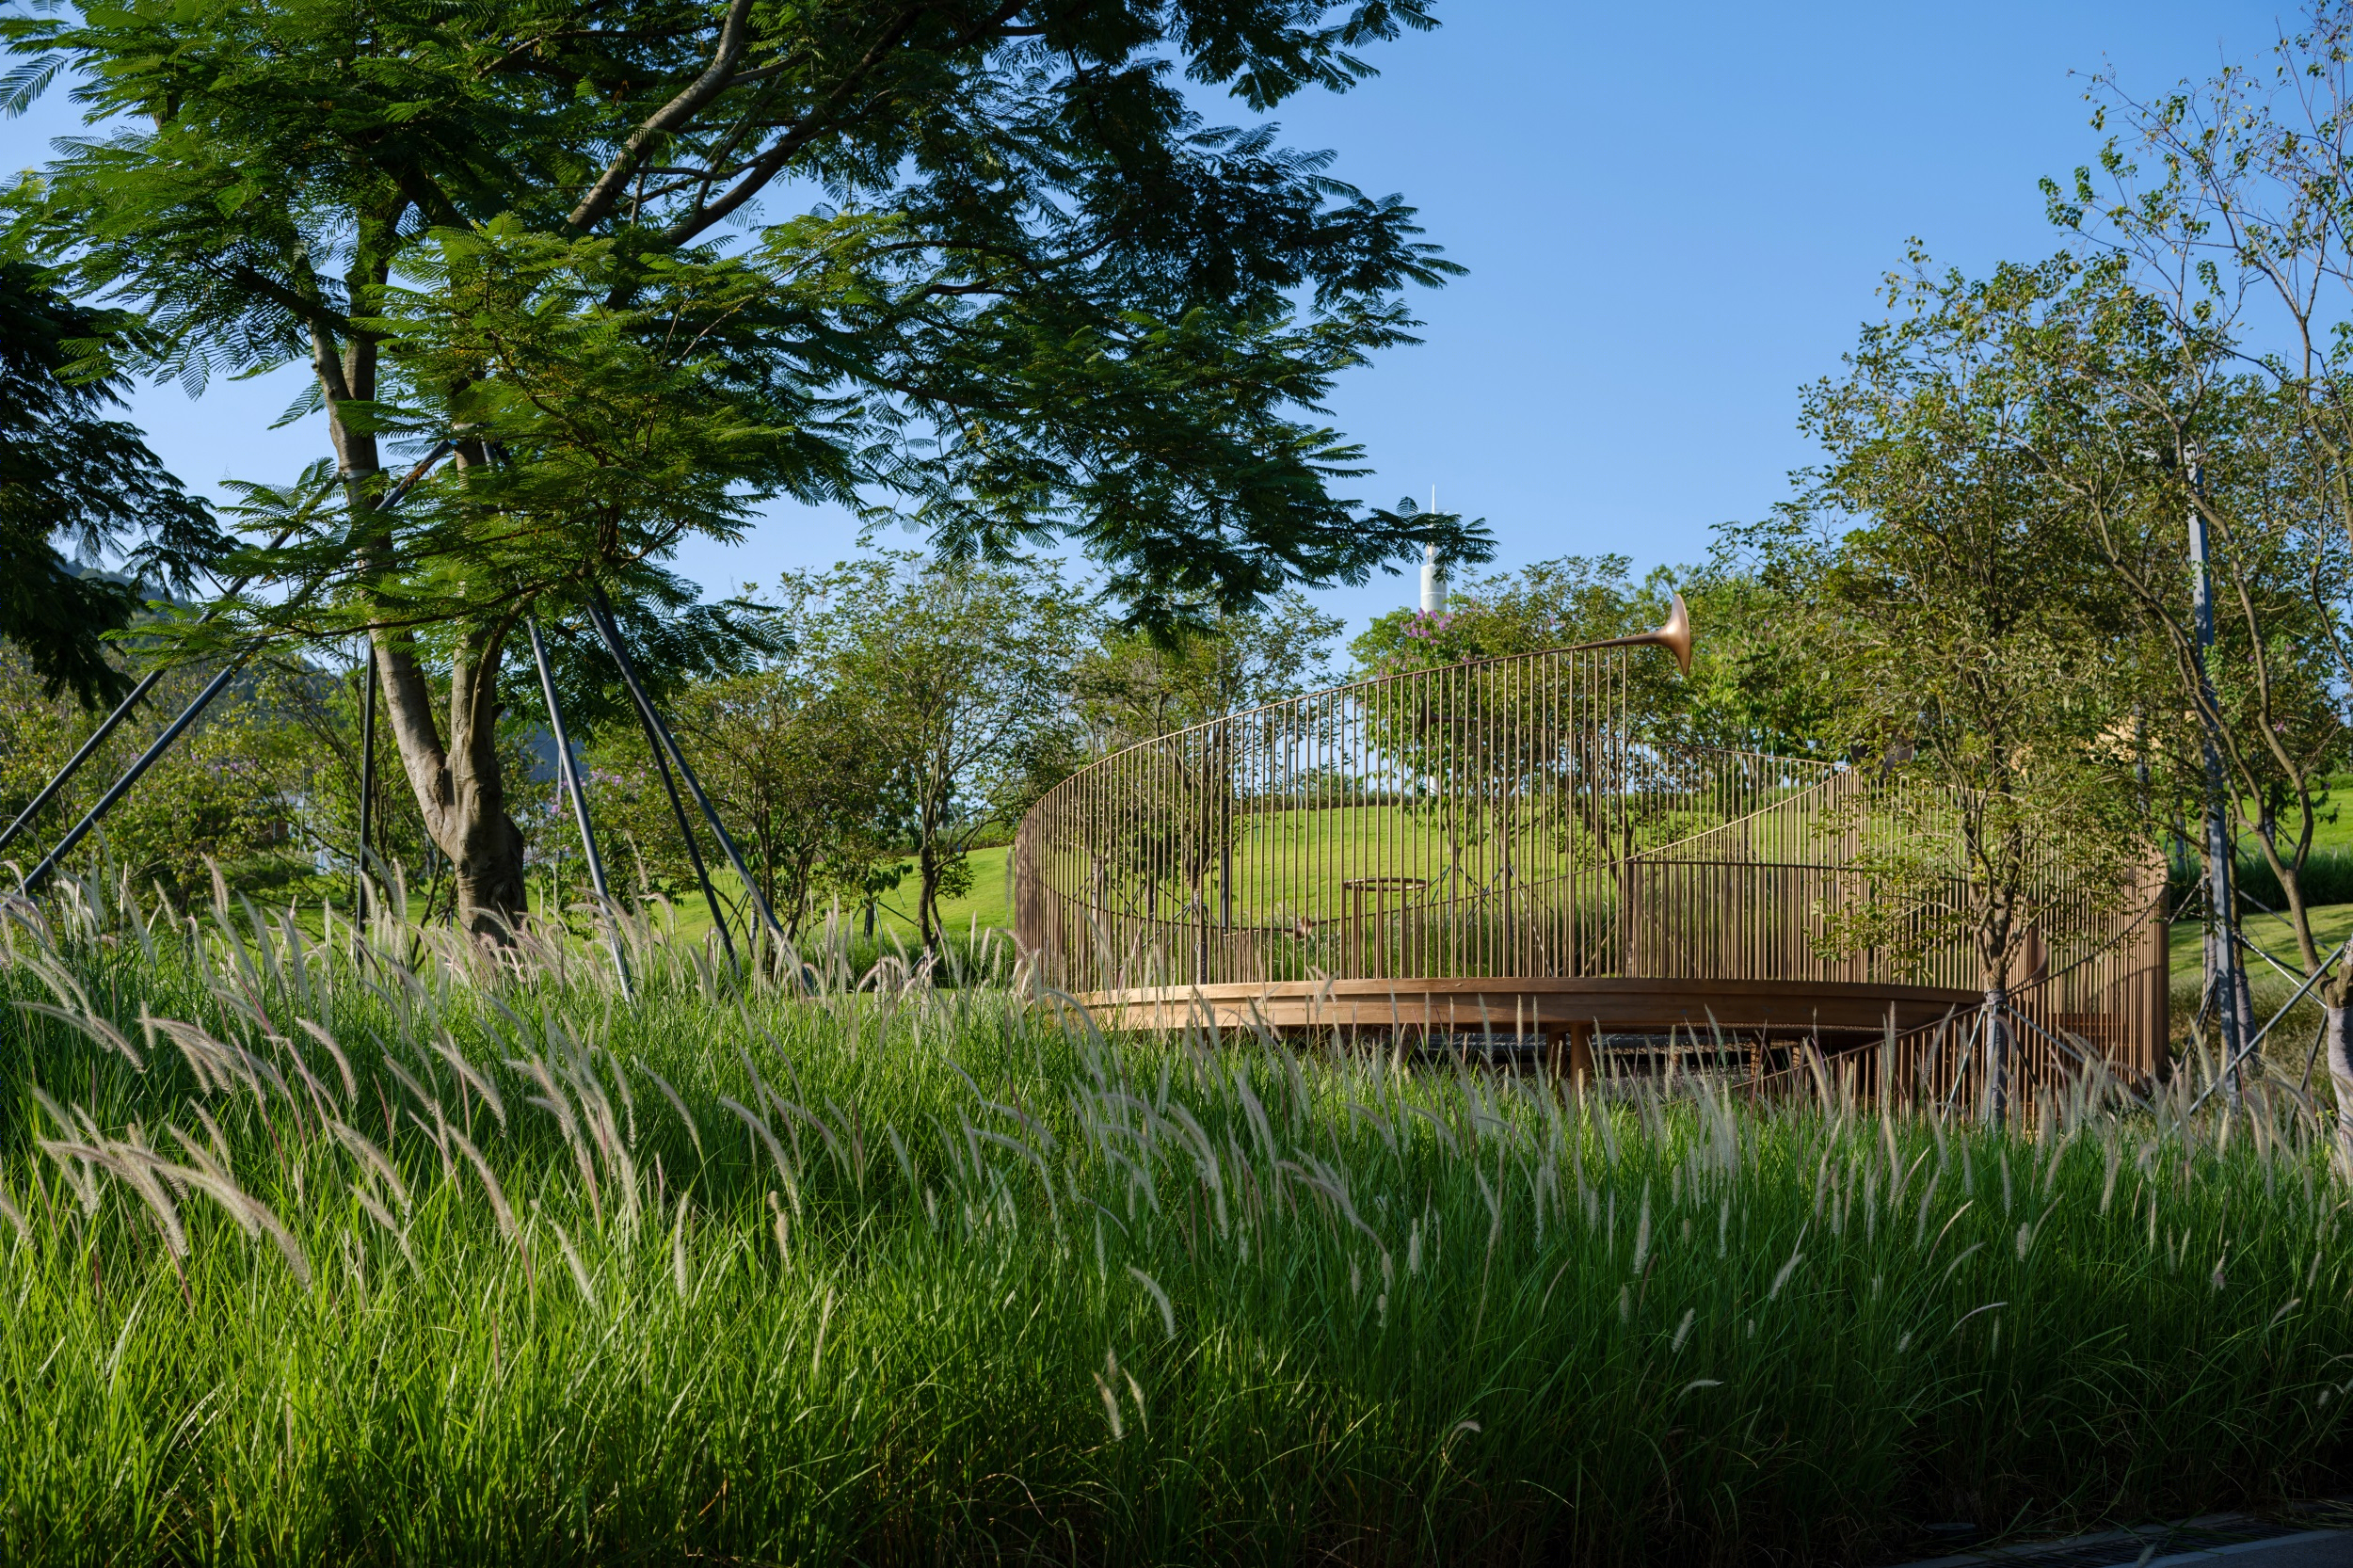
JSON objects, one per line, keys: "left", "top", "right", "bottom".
{"left": 1, "top": 0, "right": 2284, "bottom": 638}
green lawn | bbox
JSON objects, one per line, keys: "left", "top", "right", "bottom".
{"left": 2168, "top": 901, "right": 2349, "bottom": 1073}
{"left": 577, "top": 843, "right": 1016, "bottom": 952}
{"left": 2223, "top": 779, "right": 2353, "bottom": 854}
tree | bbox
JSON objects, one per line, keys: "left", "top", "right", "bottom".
{"left": 2057, "top": 10, "right": 2353, "bottom": 1164}
{"left": 810, "top": 553, "right": 1087, "bottom": 948}
{"left": 0, "top": 262, "right": 218, "bottom": 706}
{"left": 1987, "top": 269, "right": 2346, "bottom": 1070}
{"left": 7, "top": 0, "right": 1489, "bottom": 938}
{"left": 590, "top": 641, "right": 904, "bottom": 942}
{"left": 1799, "top": 256, "right": 2152, "bottom": 1124}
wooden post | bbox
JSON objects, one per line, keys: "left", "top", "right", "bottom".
{"left": 1548, "top": 1019, "right": 1593, "bottom": 1083}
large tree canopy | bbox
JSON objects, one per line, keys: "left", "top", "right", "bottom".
{"left": 4, "top": 0, "right": 1488, "bottom": 629}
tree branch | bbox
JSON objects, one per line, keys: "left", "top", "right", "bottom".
{"left": 569, "top": 0, "right": 762, "bottom": 232}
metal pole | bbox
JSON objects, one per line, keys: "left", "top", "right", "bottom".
{"left": 528, "top": 617, "right": 631, "bottom": 993}
{"left": 0, "top": 669, "right": 166, "bottom": 857}
{"left": 7, "top": 441, "right": 455, "bottom": 890}
{"left": 573, "top": 606, "right": 737, "bottom": 967}
{"left": 2187, "top": 462, "right": 2248, "bottom": 1104}
{"left": 648, "top": 727, "right": 737, "bottom": 966}
{"left": 0, "top": 518, "right": 319, "bottom": 858}
{"left": 357, "top": 644, "right": 378, "bottom": 922}
{"left": 586, "top": 592, "right": 785, "bottom": 951}
{"left": 19, "top": 650, "right": 253, "bottom": 894}
{"left": 2193, "top": 926, "right": 2353, "bottom": 1112}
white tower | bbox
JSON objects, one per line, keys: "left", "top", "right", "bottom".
{"left": 1417, "top": 487, "right": 1446, "bottom": 614}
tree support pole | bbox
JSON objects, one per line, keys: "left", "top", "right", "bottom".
{"left": 527, "top": 617, "right": 631, "bottom": 994}
{"left": 9, "top": 442, "right": 456, "bottom": 900}
{"left": 2187, "top": 463, "right": 2249, "bottom": 1105}
{"left": 571, "top": 604, "right": 737, "bottom": 968}
{"left": 0, "top": 669, "right": 167, "bottom": 859}
{"left": 18, "top": 650, "right": 254, "bottom": 895}
{"left": 2197, "top": 927, "right": 2353, "bottom": 1112}
{"left": 644, "top": 717, "right": 738, "bottom": 968}
{"left": 0, "top": 514, "right": 323, "bottom": 858}
{"left": 585, "top": 592, "right": 785, "bottom": 956}
{"left": 357, "top": 644, "right": 378, "bottom": 923}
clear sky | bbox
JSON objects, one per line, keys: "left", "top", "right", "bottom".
{"left": 0, "top": 0, "right": 2287, "bottom": 639}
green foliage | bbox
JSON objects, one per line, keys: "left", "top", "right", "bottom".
{"left": 590, "top": 659, "right": 906, "bottom": 941}
{"left": 1075, "top": 589, "right": 1342, "bottom": 748}
{"left": 0, "top": 648, "right": 294, "bottom": 897}
{"left": 1352, "top": 552, "right": 1657, "bottom": 672}
{"left": 4, "top": 0, "right": 1490, "bottom": 634}
{"left": 1343, "top": 550, "right": 1839, "bottom": 757}
{"left": 1795, "top": 253, "right": 2153, "bottom": 988}
{"left": 191, "top": 226, "right": 852, "bottom": 656}
{"left": 0, "top": 262, "right": 220, "bottom": 706}
{"left": 3, "top": 0, "right": 1487, "bottom": 928}
{"left": 796, "top": 552, "right": 1091, "bottom": 945}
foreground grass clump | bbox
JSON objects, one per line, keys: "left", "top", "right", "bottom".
{"left": 1, "top": 884, "right": 2349, "bottom": 1565}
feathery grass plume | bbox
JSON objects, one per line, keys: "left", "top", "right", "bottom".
{"left": 326, "top": 1120, "right": 410, "bottom": 1216}
{"left": 1127, "top": 1265, "right": 1176, "bottom": 1341}
{"left": 447, "top": 1128, "right": 520, "bottom": 1248}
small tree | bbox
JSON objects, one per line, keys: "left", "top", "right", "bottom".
{"left": 2051, "top": 26, "right": 2353, "bottom": 1154}
{"left": 593, "top": 661, "right": 900, "bottom": 941}
{"left": 1987, "top": 271, "right": 2347, "bottom": 1066}
{"left": 810, "top": 554, "right": 1088, "bottom": 949}
{"left": 1801, "top": 257, "right": 2151, "bottom": 1123}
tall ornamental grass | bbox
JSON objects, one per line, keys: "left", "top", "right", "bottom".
{"left": 0, "top": 872, "right": 2348, "bottom": 1565}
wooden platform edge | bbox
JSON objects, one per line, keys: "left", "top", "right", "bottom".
{"left": 1066, "top": 976, "right": 1982, "bottom": 1035}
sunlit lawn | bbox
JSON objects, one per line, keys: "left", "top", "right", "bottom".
{"left": 2168, "top": 902, "right": 2352, "bottom": 1075}
{"left": 578, "top": 842, "right": 1015, "bottom": 951}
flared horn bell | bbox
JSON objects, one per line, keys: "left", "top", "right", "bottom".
{"left": 1573, "top": 591, "right": 1693, "bottom": 675}
{"left": 1650, "top": 592, "right": 1692, "bottom": 675}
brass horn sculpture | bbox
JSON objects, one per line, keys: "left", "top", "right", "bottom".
{"left": 1576, "top": 591, "right": 1692, "bottom": 674}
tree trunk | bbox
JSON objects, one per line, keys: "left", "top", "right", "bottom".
{"left": 371, "top": 620, "right": 527, "bottom": 940}
{"left": 321, "top": 320, "right": 527, "bottom": 943}
{"left": 916, "top": 843, "right": 940, "bottom": 950}
{"left": 2325, "top": 1000, "right": 2353, "bottom": 1183}
{"left": 1981, "top": 986, "right": 2010, "bottom": 1130}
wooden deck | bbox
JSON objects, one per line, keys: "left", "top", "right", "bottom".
{"left": 1073, "top": 975, "right": 1979, "bottom": 1037}
{"left": 1017, "top": 627, "right": 2168, "bottom": 1092}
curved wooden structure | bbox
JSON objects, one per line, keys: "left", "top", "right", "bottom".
{"left": 1014, "top": 601, "right": 2168, "bottom": 1086}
